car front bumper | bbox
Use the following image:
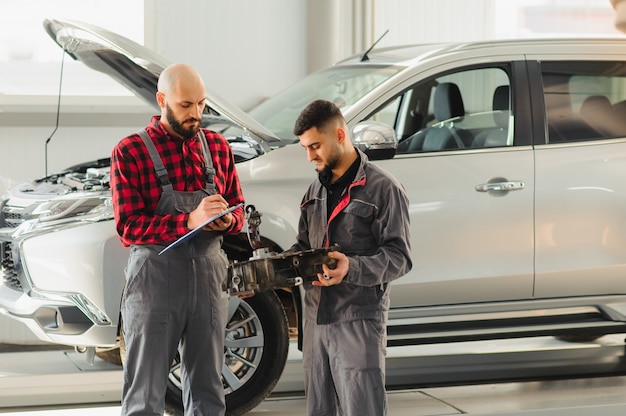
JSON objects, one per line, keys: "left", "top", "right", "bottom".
{"left": 0, "top": 282, "right": 118, "bottom": 346}
{"left": 0, "top": 220, "right": 127, "bottom": 347}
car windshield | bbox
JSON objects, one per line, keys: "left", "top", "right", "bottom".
{"left": 245, "top": 65, "right": 402, "bottom": 144}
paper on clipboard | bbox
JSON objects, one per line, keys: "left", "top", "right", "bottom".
{"left": 159, "top": 202, "right": 244, "bottom": 255}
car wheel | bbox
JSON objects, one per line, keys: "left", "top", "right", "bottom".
{"left": 163, "top": 290, "right": 290, "bottom": 416}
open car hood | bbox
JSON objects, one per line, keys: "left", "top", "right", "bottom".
{"left": 43, "top": 18, "right": 282, "bottom": 148}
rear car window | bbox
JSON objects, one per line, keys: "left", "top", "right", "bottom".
{"left": 541, "top": 61, "right": 626, "bottom": 143}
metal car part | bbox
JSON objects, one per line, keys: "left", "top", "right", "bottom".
{"left": 224, "top": 205, "right": 339, "bottom": 297}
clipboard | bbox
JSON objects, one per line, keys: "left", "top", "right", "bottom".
{"left": 159, "top": 202, "right": 244, "bottom": 255}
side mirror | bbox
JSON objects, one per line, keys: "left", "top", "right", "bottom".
{"left": 351, "top": 121, "right": 397, "bottom": 160}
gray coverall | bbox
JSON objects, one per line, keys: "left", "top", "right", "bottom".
{"left": 292, "top": 149, "right": 412, "bottom": 416}
{"left": 120, "top": 130, "right": 229, "bottom": 416}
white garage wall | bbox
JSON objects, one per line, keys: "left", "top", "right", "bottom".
{"left": 373, "top": 0, "right": 497, "bottom": 44}
{"left": 146, "top": 0, "right": 309, "bottom": 111}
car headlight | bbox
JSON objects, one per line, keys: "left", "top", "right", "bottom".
{"left": 13, "top": 195, "right": 113, "bottom": 237}
{"left": 33, "top": 196, "right": 111, "bottom": 221}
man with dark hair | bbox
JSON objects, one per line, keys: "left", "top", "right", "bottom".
{"left": 291, "top": 99, "right": 412, "bottom": 415}
{"left": 110, "top": 63, "right": 245, "bottom": 416}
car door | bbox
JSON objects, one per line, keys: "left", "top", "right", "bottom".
{"left": 530, "top": 59, "right": 626, "bottom": 298}
{"left": 362, "top": 62, "right": 536, "bottom": 307}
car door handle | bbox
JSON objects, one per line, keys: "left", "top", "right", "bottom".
{"left": 475, "top": 181, "right": 525, "bottom": 192}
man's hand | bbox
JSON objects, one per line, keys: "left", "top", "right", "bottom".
{"left": 312, "top": 250, "right": 349, "bottom": 287}
{"left": 187, "top": 194, "right": 232, "bottom": 232}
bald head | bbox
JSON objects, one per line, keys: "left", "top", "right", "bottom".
{"left": 156, "top": 64, "right": 207, "bottom": 139}
{"left": 157, "top": 63, "right": 205, "bottom": 95}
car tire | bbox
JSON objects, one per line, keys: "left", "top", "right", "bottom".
{"left": 162, "top": 290, "right": 290, "bottom": 416}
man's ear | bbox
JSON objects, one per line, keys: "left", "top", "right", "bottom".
{"left": 336, "top": 126, "right": 347, "bottom": 143}
{"left": 156, "top": 91, "right": 166, "bottom": 109}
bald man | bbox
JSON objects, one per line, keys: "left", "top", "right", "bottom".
{"left": 110, "top": 63, "right": 245, "bottom": 415}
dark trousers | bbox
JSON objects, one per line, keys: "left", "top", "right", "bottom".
{"left": 303, "top": 319, "right": 387, "bottom": 416}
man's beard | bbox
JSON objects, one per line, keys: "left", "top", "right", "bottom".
{"left": 166, "top": 104, "right": 200, "bottom": 139}
{"left": 316, "top": 152, "right": 340, "bottom": 181}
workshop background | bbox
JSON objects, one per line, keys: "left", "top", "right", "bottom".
{"left": 0, "top": 0, "right": 622, "bottom": 343}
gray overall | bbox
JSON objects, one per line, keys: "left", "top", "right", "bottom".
{"left": 120, "top": 130, "right": 229, "bottom": 416}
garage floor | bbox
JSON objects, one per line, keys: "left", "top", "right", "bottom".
{"left": 1, "top": 340, "right": 625, "bottom": 416}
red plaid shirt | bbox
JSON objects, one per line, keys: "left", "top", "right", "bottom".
{"left": 111, "top": 116, "right": 245, "bottom": 247}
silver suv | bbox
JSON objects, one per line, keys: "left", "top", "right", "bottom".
{"left": 3, "top": 19, "right": 626, "bottom": 416}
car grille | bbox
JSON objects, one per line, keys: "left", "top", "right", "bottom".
{"left": 1, "top": 241, "right": 22, "bottom": 291}
{"left": 2, "top": 206, "right": 25, "bottom": 229}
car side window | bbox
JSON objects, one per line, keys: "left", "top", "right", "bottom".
{"left": 367, "top": 95, "right": 402, "bottom": 128}
{"left": 369, "top": 67, "right": 512, "bottom": 154}
{"left": 542, "top": 61, "right": 626, "bottom": 143}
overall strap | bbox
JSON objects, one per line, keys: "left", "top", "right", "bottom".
{"left": 137, "top": 129, "right": 173, "bottom": 192}
{"left": 197, "top": 129, "right": 216, "bottom": 188}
